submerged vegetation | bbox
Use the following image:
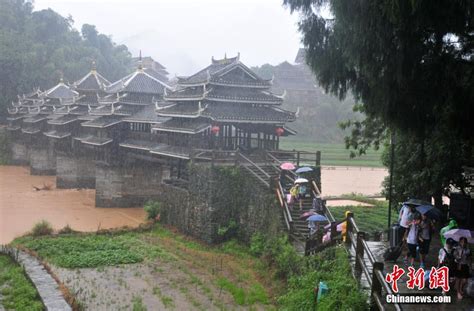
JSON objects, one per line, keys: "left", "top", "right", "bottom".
{"left": 0, "top": 255, "right": 44, "bottom": 311}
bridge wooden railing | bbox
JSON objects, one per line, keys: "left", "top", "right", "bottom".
{"left": 345, "top": 213, "right": 403, "bottom": 311}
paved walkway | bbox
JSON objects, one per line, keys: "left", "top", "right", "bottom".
{"left": 2, "top": 248, "right": 71, "bottom": 311}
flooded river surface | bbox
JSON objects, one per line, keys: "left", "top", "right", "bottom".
{"left": 0, "top": 166, "right": 145, "bottom": 244}
{"left": 0, "top": 165, "right": 386, "bottom": 244}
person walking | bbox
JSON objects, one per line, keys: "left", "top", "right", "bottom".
{"left": 440, "top": 219, "right": 458, "bottom": 246}
{"left": 419, "top": 213, "right": 434, "bottom": 269}
{"left": 298, "top": 183, "right": 307, "bottom": 210}
{"left": 453, "top": 237, "right": 472, "bottom": 300}
{"left": 404, "top": 212, "right": 421, "bottom": 267}
{"left": 399, "top": 204, "right": 415, "bottom": 262}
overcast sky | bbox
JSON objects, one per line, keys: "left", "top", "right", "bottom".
{"left": 35, "top": 0, "right": 303, "bottom": 76}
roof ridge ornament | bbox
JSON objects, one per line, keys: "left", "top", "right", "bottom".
{"left": 91, "top": 60, "right": 97, "bottom": 72}
{"left": 138, "top": 50, "right": 144, "bottom": 71}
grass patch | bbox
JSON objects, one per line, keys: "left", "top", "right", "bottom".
{"left": 328, "top": 194, "right": 392, "bottom": 235}
{"left": 152, "top": 287, "right": 175, "bottom": 309}
{"left": 12, "top": 232, "right": 169, "bottom": 268}
{"left": 280, "top": 139, "right": 383, "bottom": 167}
{"left": 277, "top": 246, "right": 367, "bottom": 311}
{"left": 131, "top": 295, "right": 147, "bottom": 311}
{"left": 216, "top": 277, "right": 269, "bottom": 306}
{"left": 0, "top": 255, "right": 44, "bottom": 311}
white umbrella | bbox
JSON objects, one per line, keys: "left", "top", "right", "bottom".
{"left": 294, "top": 178, "right": 308, "bottom": 184}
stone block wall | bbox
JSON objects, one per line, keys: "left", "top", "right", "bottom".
{"left": 95, "top": 163, "right": 163, "bottom": 207}
{"left": 159, "top": 164, "right": 281, "bottom": 244}
{"left": 56, "top": 155, "right": 96, "bottom": 189}
{"left": 11, "top": 142, "right": 29, "bottom": 165}
{"left": 29, "top": 146, "right": 56, "bottom": 175}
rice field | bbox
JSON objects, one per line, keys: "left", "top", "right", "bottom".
{"left": 280, "top": 138, "right": 383, "bottom": 167}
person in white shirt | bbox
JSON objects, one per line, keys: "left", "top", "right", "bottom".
{"left": 399, "top": 204, "right": 415, "bottom": 261}
{"left": 404, "top": 212, "right": 421, "bottom": 267}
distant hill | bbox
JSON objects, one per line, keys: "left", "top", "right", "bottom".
{"left": 252, "top": 51, "right": 359, "bottom": 143}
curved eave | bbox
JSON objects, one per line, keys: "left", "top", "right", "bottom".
{"left": 163, "top": 96, "right": 205, "bottom": 101}
{"left": 206, "top": 97, "right": 283, "bottom": 105}
{"left": 156, "top": 112, "right": 202, "bottom": 119}
{"left": 209, "top": 81, "right": 271, "bottom": 88}
{"left": 207, "top": 117, "right": 294, "bottom": 124}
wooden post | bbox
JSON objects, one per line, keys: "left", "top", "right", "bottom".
{"left": 345, "top": 212, "right": 354, "bottom": 245}
{"left": 354, "top": 231, "right": 366, "bottom": 281}
{"left": 330, "top": 221, "right": 337, "bottom": 239}
{"left": 296, "top": 151, "right": 300, "bottom": 167}
{"left": 370, "top": 262, "right": 384, "bottom": 310}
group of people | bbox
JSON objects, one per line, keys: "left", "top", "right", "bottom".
{"left": 288, "top": 182, "right": 307, "bottom": 210}
{"left": 399, "top": 204, "right": 472, "bottom": 299}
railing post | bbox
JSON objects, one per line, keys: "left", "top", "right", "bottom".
{"left": 330, "top": 221, "right": 337, "bottom": 239}
{"left": 370, "top": 261, "right": 384, "bottom": 310}
{"left": 345, "top": 212, "right": 354, "bottom": 245}
{"left": 355, "top": 231, "right": 366, "bottom": 281}
{"left": 296, "top": 151, "right": 300, "bottom": 167}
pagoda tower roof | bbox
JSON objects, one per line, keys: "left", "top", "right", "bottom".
{"left": 73, "top": 63, "right": 110, "bottom": 91}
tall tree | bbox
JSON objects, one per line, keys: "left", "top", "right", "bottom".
{"left": 284, "top": 0, "right": 474, "bottom": 202}
{"left": 0, "top": 0, "right": 132, "bottom": 116}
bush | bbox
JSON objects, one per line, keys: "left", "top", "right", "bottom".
{"left": 31, "top": 220, "right": 53, "bottom": 236}
{"left": 144, "top": 201, "right": 161, "bottom": 221}
{"left": 249, "top": 233, "right": 266, "bottom": 257}
{"left": 58, "top": 224, "right": 75, "bottom": 234}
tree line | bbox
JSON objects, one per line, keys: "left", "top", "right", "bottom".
{"left": 0, "top": 0, "right": 132, "bottom": 117}
{"left": 285, "top": 0, "right": 473, "bottom": 207}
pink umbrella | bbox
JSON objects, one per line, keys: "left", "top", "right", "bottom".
{"left": 299, "top": 211, "right": 316, "bottom": 219}
{"left": 280, "top": 162, "right": 296, "bottom": 170}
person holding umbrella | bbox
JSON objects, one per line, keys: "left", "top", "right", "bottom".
{"left": 419, "top": 213, "right": 435, "bottom": 269}
{"left": 453, "top": 237, "right": 472, "bottom": 300}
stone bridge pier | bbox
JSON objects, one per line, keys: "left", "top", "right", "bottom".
{"left": 56, "top": 155, "right": 96, "bottom": 189}
{"left": 95, "top": 162, "right": 164, "bottom": 207}
{"left": 11, "top": 142, "right": 29, "bottom": 165}
{"left": 29, "top": 144, "right": 56, "bottom": 175}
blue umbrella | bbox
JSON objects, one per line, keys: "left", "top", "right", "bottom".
{"left": 416, "top": 204, "right": 442, "bottom": 220}
{"left": 295, "top": 167, "right": 313, "bottom": 174}
{"left": 306, "top": 214, "right": 328, "bottom": 222}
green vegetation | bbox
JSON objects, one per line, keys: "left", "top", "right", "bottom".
{"left": 285, "top": 0, "right": 473, "bottom": 207}
{"left": 216, "top": 277, "right": 268, "bottom": 305}
{"left": 249, "top": 234, "right": 367, "bottom": 310}
{"left": 152, "top": 287, "right": 175, "bottom": 309}
{"left": 12, "top": 233, "right": 168, "bottom": 268}
{"left": 0, "top": 255, "right": 44, "bottom": 311}
{"left": 280, "top": 139, "right": 383, "bottom": 167}
{"left": 277, "top": 246, "right": 367, "bottom": 311}
{"left": 143, "top": 200, "right": 161, "bottom": 220}
{"left": 131, "top": 295, "right": 147, "bottom": 311}
{"left": 0, "top": 0, "right": 131, "bottom": 116}
{"left": 31, "top": 220, "right": 54, "bottom": 237}
{"left": 328, "top": 194, "right": 392, "bottom": 235}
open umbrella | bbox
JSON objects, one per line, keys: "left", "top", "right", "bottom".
{"left": 404, "top": 198, "right": 431, "bottom": 206}
{"left": 295, "top": 167, "right": 313, "bottom": 174}
{"left": 280, "top": 162, "right": 296, "bottom": 170}
{"left": 307, "top": 214, "right": 328, "bottom": 222}
{"left": 295, "top": 178, "right": 309, "bottom": 184}
{"left": 415, "top": 204, "right": 442, "bottom": 220}
{"left": 443, "top": 229, "right": 474, "bottom": 243}
{"left": 300, "top": 211, "right": 316, "bottom": 219}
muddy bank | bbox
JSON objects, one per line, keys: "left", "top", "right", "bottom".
{"left": 0, "top": 166, "right": 145, "bottom": 244}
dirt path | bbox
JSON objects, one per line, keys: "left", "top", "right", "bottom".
{"left": 0, "top": 166, "right": 145, "bottom": 244}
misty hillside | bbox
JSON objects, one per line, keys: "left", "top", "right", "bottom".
{"left": 252, "top": 60, "right": 359, "bottom": 143}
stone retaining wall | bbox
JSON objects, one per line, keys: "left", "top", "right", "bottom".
{"left": 159, "top": 164, "right": 281, "bottom": 244}
{"left": 0, "top": 247, "right": 71, "bottom": 311}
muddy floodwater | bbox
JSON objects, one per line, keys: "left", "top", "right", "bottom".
{"left": 0, "top": 165, "right": 386, "bottom": 244}
{"left": 321, "top": 166, "right": 387, "bottom": 197}
{"left": 0, "top": 166, "right": 145, "bottom": 244}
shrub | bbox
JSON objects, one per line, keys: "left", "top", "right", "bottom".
{"left": 144, "top": 201, "right": 161, "bottom": 221}
{"left": 58, "top": 224, "right": 75, "bottom": 234}
{"left": 31, "top": 220, "right": 53, "bottom": 236}
{"left": 249, "top": 233, "right": 266, "bottom": 257}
